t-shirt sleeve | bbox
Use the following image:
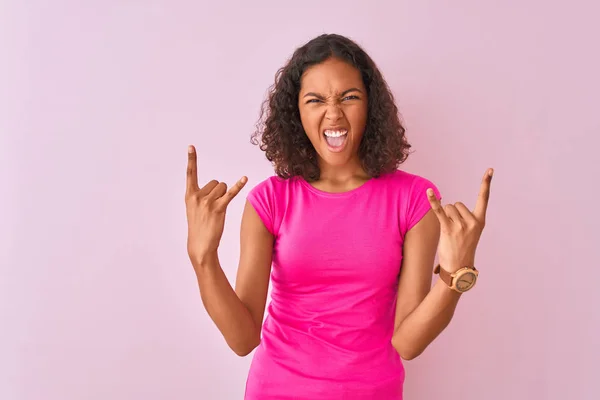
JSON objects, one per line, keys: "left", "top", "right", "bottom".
{"left": 246, "top": 178, "right": 276, "bottom": 236}
{"left": 405, "top": 175, "right": 442, "bottom": 233}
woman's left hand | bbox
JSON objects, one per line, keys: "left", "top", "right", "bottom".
{"left": 427, "top": 169, "right": 493, "bottom": 272}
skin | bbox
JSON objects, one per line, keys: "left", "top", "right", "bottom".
{"left": 298, "top": 57, "right": 370, "bottom": 192}
{"left": 392, "top": 170, "right": 492, "bottom": 359}
{"left": 185, "top": 57, "right": 493, "bottom": 359}
{"left": 185, "top": 150, "right": 267, "bottom": 356}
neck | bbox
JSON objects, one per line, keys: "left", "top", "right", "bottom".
{"left": 317, "top": 157, "right": 369, "bottom": 183}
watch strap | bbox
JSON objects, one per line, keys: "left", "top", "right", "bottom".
{"left": 434, "top": 264, "right": 453, "bottom": 287}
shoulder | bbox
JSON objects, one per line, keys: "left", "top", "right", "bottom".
{"left": 383, "top": 170, "right": 441, "bottom": 235}
{"left": 246, "top": 175, "right": 297, "bottom": 213}
{"left": 246, "top": 175, "right": 294, "bottom": 237}
{"left": 247, "top": 175, "right": 292, "bottom": 198}
{"left": 377, "top": 169, "right": 439, "bottom": 194}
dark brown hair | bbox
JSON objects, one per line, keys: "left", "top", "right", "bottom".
{"left": 251, "top": 33, "right": 411, "bottom": 181}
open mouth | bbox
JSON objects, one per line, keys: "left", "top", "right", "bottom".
{"left": 323, "top": 129, "right": 348, "bottom": 151}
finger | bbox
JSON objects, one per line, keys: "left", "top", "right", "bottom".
{"left": 473, "top": 168, "right": 493, "bottom": 221}
{"left": 454, "top": 202, "right": 476, "bottom": 224}
{"left": 186, "top": 145, "right": 200, "bottom": 195}
{"left": 217, "top": 176, "right": 249, "bottom": 209}
{"left": 206, "top": 182, "right": 228, "bottom": 202}
{"left": 444, "top": 204, "right": 463, "bottom": 224}
{"left": 199, "top": 180, "right": 220, "bottom": 197}
{"left": 427, "top": 188, "right": 451, "bottom": 229}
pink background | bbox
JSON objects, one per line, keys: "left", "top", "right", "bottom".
{"left": 1, "top": 1, "right": 598, "bottom": 399}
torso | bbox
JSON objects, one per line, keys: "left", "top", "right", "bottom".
{"left": 244, "top": 169, "right": 438, "bottom": 399}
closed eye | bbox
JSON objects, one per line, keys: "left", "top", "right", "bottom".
{"left": 306, "top": 95, "right": 359, "bottom": 104}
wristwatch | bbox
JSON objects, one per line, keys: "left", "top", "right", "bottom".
{"left": 434, "top": 264, "right": 479, "bottom": 293}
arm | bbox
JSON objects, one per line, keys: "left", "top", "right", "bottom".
{"left": 391, "top": 209, "right": 460, "bottom": 360}
{"left": 194, "top": 200, "right": 273, "bottom": 357}
{"left": 185, "top": 145, "right": 272, "bottom": 357}
{"left": 391, "top": 169, "right": 493, "bottom": 360}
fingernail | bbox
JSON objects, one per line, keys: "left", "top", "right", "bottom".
{"left": 489, "top": 169, "right": 494, "bottom": 177}
{"left": 427, "top": 188, "right": 434, "bottom": 197}
{"left": 188, "top": 146, "right": 194, "bottom": 153}
{"left": 240, "top": 176, "right": 248, "bottom": 184}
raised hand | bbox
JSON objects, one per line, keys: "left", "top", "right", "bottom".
{"left": 185, "top": 145, "right": 248, "bottom": 266}
{"left": 427, "top": 169, "right": 493, "bottom": 272}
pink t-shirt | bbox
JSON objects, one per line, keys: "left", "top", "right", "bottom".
{"left": 244, "top": 169, "right": 440, "bottom": 399}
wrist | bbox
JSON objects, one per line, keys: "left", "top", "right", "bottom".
{"left": 436, "top": 277, "right": 463, "bottom": 297}
{"left": 434, "top": 263, "right": 479, "bottom": 293}
{"left": 439, "top": 260, "right": 475, "bottom": 273}
{"left": 192, "top": 251, "right": 219, "bottom": 270}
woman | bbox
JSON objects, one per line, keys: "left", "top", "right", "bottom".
{"left": 185, "top": 34, "right": 493, "bottom": 399}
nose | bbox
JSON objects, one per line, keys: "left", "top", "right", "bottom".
{"left": 325, "top": 103, "right": 343, "bottom": 122}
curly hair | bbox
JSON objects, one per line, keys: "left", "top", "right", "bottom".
{"left": 251, "top": 33, "right": 411, "bottom": 181}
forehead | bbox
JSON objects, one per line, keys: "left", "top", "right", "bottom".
{"left": 299, "top": 58, "right": 364, "bottom": 94}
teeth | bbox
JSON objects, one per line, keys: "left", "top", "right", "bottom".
{"left": 324, "top": 130, "right": 348, "bottom": 137}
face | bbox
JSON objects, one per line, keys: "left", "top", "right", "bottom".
{"left": 298, "top": 58, "right": 368, "bottom": 169}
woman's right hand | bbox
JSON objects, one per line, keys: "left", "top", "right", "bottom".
{"left": 185, "top": 145, "right": 248, "bottom": 267}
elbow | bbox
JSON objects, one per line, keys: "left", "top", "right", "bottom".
{"left": 230, "top": 335, "right": 260, "bottom": 357}
{"left": 399, "top": 349, "right": 422, "bottom": 361}
{"left": 232, "top": 346, "right": 254, "bottom": 357}
{"left": 392, "top": 335, "right": 424, "bottom": 361}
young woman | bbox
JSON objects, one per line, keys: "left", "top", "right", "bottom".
{"left": 184, "top": 33, "right": 493, "bottom": 399}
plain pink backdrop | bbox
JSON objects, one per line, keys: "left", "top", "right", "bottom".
{"left": 1, "top": 1, "right": 598, "bottom": 399}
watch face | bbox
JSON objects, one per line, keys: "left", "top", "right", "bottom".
{"left": 455, "top": 271, "right": 477, "bottom": 292}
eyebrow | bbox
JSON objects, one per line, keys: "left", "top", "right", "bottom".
{"left": 302, "top": 87, "right": 363, "bottom": 98}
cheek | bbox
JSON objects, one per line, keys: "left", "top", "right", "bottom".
{"left": 299, "top": 108, "right": 322, "bottom": 135}
{"left": 347, "top": 104, "right": 368, "bottom": 129}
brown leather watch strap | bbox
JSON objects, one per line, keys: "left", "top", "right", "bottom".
{"left": 434, "top": 264, "right": 452, "bottom": 287}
